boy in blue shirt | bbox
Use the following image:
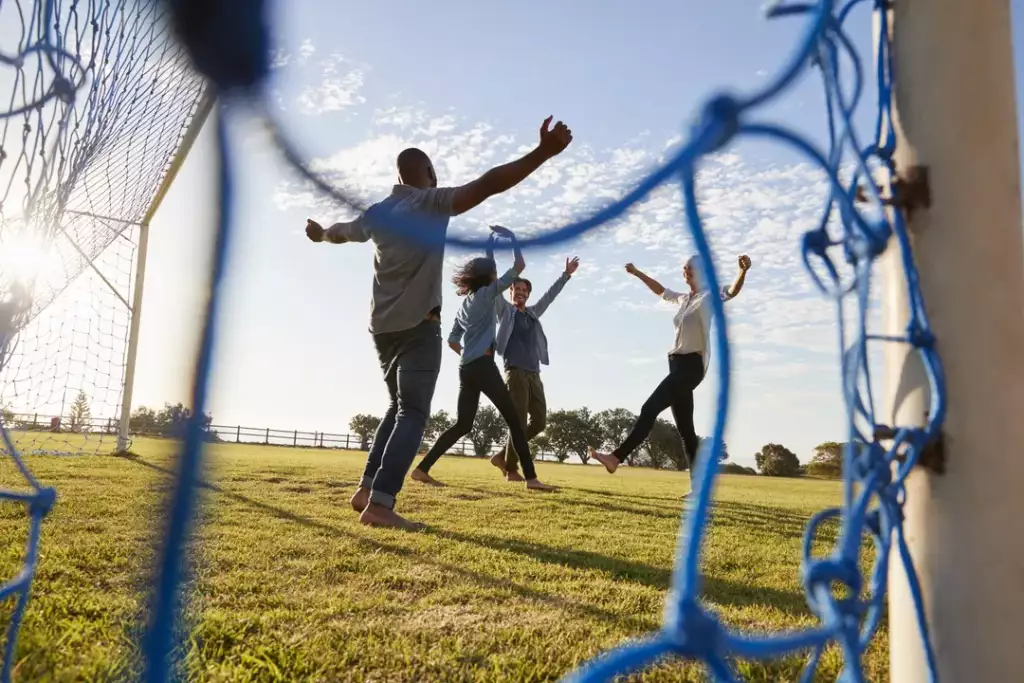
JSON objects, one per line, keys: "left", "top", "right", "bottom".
{"left": 412, "top": 226, "right": 557, "bottom": 492}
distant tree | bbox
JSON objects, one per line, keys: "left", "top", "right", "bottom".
{"left": 469, "top": 406, "right": 504, "bottom": 457}
{"left": 644, "top": 419, "right": 688, "bottom": 470}
{"left": 755, "top": 443, "right": 801, "bottom": 477}
{"left": 697, "top": 436, "right": 730, "bottom": 462}
{"left": 595, "top": 408, "right": 636, "bottom": 463}
{"left": 424, "top": 410, "right": 454, "bottom": 444}
{"left": 349, "top": 414, "right": 382, "bottom": 450}
{"left": 130, "top": 406, "right": 160, "bottom": 434}
{"left": 0, "top": 402, "right": 13, "bottom": 425}
{"left": 155, "top": 402, "right": 213, "bottom": 438}
{"left": 530, "top": 433, "right": 553, "bottom": 461}
{"left": 546, "top": 408, "right": 602, "bottom": 464}
{"left": 807, "top": 441, "right": 844, "bottom": 478}
{"left": 68, "top": 390, "right": 92, "bottom": 433}
{"left": 720, "top": 462, "right": 758, "bottom": 476}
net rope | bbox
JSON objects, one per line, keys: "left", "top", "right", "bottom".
{"left": 1, "top": 0, "right": 945, "bottom": 679}
{"left": 0, "top": 0, "right": 204, "bottom": 678}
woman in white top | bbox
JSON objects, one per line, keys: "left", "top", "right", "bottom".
{"left": 591, "top": 253, "right": 751, "bottom": 487}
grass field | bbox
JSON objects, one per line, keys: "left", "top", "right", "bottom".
{"left": 0, "top": 439, "right": 887, "bottom": 682}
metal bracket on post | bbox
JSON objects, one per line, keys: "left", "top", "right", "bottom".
{"left": 856, "top": 165, "right": 932, "bottom": 220}
{"left": 874, "top": 424, "right": 946, "bottom": 474}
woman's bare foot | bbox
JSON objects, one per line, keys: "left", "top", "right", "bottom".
{"left": 350, "top": 487, "right": 370, "bottom": 512}
{"left": 359, "top": 503, "right": 425, "bottom": 530}
{"left": 410, "top": 469, "right": 445, "bottom": 486}
{"left": 590, "top": 450, "right": 619, "bottom": 474}
{"left": 505, "top": 470, "right": 525, "bottom": 482}
{"left": 489, "top": 453, "right": 506, "bottom": 472}
{"left": 525, "top": 478, "right": 558, "bottom": 492}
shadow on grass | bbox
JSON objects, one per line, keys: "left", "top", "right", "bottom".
{"left": 449, "top": 483, "right": 684, "bottom": 521}
{"left": 116, "top": 454, "right": 837, "bottom": 625}
{"left": 434, "top": 528, "right": 812, "bottom": 616}
{"left": 112, "top": 453, "right": 650, "bottom": 628}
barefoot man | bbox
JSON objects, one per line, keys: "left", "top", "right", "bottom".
{"left": 305, "top": 117, "right": 573, "bottom": 529}
{"left": 489, "top": 257, "right": 579, "bottom": 480}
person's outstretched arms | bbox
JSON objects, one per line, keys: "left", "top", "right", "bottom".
{"left": 530, "top": 256, "right": 579, "bottom": 317}
{"left": 450, "top": 117, "right": 573, "bottom": 216}
{"left": 725, "top": 254, "right": 752, "bottom": 298}
{"left": 490, "top": 225, "right": 525, "bottom": 274}
{"left": 485, "top": 226, "right": 525, "bottom": 302}
{"left": 624, "top": 263, "right": 667, "bottom": 297}
{"left": 305, "top": 217, "right": 369, "bottom": 244}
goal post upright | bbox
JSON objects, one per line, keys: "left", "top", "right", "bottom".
{"left": 116, "top": 88, "right": 217, "bottom": 453}
{"left": 882, "top": 1, "right": 1024, "bottom": 681}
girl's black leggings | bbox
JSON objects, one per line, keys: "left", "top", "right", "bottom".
{"left": 614, "top": 352, "right": 705, "bottom": 469}
{"left": 417, "top": 355, "right": 536, "bottom": 479}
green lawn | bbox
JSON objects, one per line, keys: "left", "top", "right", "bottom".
{"left": 0, "top": 439, "right": 887, "bottom": 681}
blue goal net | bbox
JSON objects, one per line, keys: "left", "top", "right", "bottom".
{"left": 4, "top": 0, "right": 946, "bottom": 681}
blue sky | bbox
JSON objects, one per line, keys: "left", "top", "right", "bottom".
{"left": 121, "top": 1, "right": 1022, "bottom": 467}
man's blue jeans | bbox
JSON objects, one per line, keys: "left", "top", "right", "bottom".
{"left": 361, "top": 320, "right": 441, "bottom": 508}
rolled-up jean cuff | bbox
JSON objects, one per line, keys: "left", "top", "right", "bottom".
{"left": 360, "top": 476, "right": 374, "bottom": 490}
{"left": 369, "top": 489, "right": 396, "bottom": 509}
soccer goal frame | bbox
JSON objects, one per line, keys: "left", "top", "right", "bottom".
{"left": 882, "top": 1, "right": 1024, "bottom": 680}
{"left": 114, "top": 88, "right": 217, "bottom": 453}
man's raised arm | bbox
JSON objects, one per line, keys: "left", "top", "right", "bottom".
{"left": 305, "top": 218, "right": 369, "bottom": 244}
{"left": 450, "top": 117, "right": 573, "bottom": 216}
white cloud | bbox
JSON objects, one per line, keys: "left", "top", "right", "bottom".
{"left": 271, "top": 59, "right": 891, "bottom": 458}
{"left": 295, "top": 53, "right": 366, "bottom": 116}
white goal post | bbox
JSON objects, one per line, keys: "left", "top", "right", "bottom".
{"left": 883, "top": 1, "right": 1024, "bottom": 681}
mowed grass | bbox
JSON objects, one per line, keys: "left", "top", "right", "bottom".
{"left": 0, "top": 438, "right": 887, "bottom": 681}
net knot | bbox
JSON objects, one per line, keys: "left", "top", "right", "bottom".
{"left": 906, "top": 324, "right": 935, "bottom": 349}
{"left": 802, "top": 228, "right": 829, "bottom": 257}
{"left": 804, "top": 558, "right": 862, "bottom": 614}
{"left": 689, "top": 94, "right": 741, "bottom": 157}
{"left": 51, "top": 76, "right": 76, "bottom": 104}
{"left": 665, "top": 602, "right": 723, "bottom": 658}
{"left": 168, "top": 0, "right": 270, "bottom": 93}
{"left": 30, "top": 487, "right": 56, "bottom": 517}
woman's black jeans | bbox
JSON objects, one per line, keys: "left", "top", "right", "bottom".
{"left": 614, "top": 352, "right": 705, "bottom": 469}
{"left": 417, "top": 355, "right": 537, "bottom": 479}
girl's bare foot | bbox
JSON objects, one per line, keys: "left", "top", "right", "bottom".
{"left": 350, "top": 486, "right": 370, "bottom": 512}
{"left": 525, "top": 478, "right": 558, "bottom": 492}
{"left": 410, "top": 469, "right": 445, "bottom": 486}
{"left": 505, "top": 470, "right": 525, "bottom": 482}
{"left": 489, "top": 453, "right": 506, "bottom": 471}
{"left": 359, "top": 503, "right": 425, "bottom": 530}
{"left": 590, "top": 450, "right": 619, "bottom": 474}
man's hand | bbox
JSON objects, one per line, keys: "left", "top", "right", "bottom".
{"left": 306, "top": 219, "right": 325, "bottom": 243}
{"left": 564, "top": 256, "right": 580, "bottom": 276}
{"left": 738, "top": 255, "right": 752, "bottom": 272}
{"left": 448, "top": 341, "right": 463, "bottom": 355}
{"left": 625, "top": 263, "right": 638, "bottom": 275}
{"left": 537, "top": 116, "right": 573, "bottom": 159}
{"left": 489, "top": 225, "right": 515, "bottom": 240}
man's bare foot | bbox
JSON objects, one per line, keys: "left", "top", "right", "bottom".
{"left": 525, "top": 478, "right": 558, "bottom": 492}
{"left": 410, "top": 469, "right": 445, "bottom": 486}
{"left": 489, "top": 453, "right": 506, "bottom": 471}
{"left": 505, "top": 470, "right": 525, "bottom": 482}
{"left": 359, "top": 503, "right": 425, "bottom": 530}
{"left": 590, "top": 450, "right": 619, "bottom": 474}
{"left": 350, "top": 487, "right": 370, "bottom": 513}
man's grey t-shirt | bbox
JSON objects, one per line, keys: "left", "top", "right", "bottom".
{"left": 330, "top": 185, "right": 457, "bottom": 335}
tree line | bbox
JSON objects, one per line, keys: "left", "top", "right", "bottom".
{"left": 2, "top": 391, "right": 851, "bottom": 479}
{"left": 350, "top": 408, "right": 852, "bottom": 478}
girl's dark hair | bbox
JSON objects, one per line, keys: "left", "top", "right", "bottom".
{"left": 452, "top": 259, "right": 495, "bottom": 296}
